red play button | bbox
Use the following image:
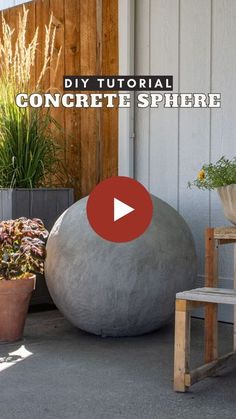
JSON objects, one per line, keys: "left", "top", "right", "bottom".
{"left": 86, "top": 176, "right": 153, "bottom": 243}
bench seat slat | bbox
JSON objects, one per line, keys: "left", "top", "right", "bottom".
{"left": 176, "top": 287, "right": 236, "bottom": 305}
{"left": 214, "top": 226, "right": 236, "bottom": 240}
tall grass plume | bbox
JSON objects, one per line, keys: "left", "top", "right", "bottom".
{"left": 0, "top": 6, "right": 62, "bottom": 188}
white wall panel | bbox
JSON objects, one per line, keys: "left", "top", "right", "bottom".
{"left": 211, "top": 0, "right": 236, "bottom": 233}
{"left": 135, "top": 0, "right": 150, "bottom": 189}
{"left": 210, "top": 0, "right": 236, "bottom": 321}
{"left": 134, "top": 0, "right": 236, "bottom": 322}
{"left": 178, "top": 0, "right": 211, "bottom": 277}
{"left": 135, "top": 0, "right": 179, "bottom": 208}
{"left": 149, "top": 0, "right": 179, "bottom": 208}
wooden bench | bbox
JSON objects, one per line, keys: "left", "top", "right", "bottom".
{"left": 173, "top": 227, "right": 236, "bottom": 392}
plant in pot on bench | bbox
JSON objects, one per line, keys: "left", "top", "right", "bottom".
{"left": 0, "top": 217, "right": 48, "bottom": 342}
{"left": 189, "top": 156, "right": 236, "bottom": 225}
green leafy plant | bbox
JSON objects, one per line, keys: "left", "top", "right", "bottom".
{"left": 189, "top": 156, "right": 236, "bottom": 190}
{"left": 0, "top": 217, "right": 48, "bottom": 280}
{"left": 0, "top": 7, "right": 62, "bottom": 188}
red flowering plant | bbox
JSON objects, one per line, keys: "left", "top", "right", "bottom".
{"left": 0, "top": 217, "right": 49, "bottom": 280}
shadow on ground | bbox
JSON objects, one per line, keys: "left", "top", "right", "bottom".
{"left": 0, "top": 311, "right": 235, "bottom": 419}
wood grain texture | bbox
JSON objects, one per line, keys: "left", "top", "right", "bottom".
{"left": 214, "top": 226, "right": 236, "bottom": 240}
{"left": 0, "top": 0, "right": 118, "bottom": 197}
{"left": 177, "top": 287, "right": 236, "bottom": 305}
{"left": 79, "top": 0, "right": 98, "bottom": 194}
{"left": 35, "top": 0, "right": 50, "bottom": 92}
{"left": 174, "top": 299, "right": 190, "bottom": 392}
{"left": 64, "top": 0, "right": 81, "bottom": 195}
{"left": 101, "top": 0, "right": 118, "bottom": 180}
{"left": 50, "top": 0, "right": 65, "bottom": 162}
{"left": 25, "top": 1, "right": 36, "bottom": 91}
{"left": 186, "top": 350, "right": 236, "bottom": 387}
{"left": 204, "top": 228, "right": 218, "bottom": 363}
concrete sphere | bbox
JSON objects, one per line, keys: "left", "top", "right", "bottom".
{"left": 45, "top": 196, "right": 196, "bottom": 336}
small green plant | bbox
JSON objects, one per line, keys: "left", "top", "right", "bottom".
{"left": 189, "top": 156, "right": 236, "bottom": 190}
{"left": 0, "top": 7, "right": 62, "bottom": 188}
{"left": 0, "top": 218, "right": 48, "bottom": 280}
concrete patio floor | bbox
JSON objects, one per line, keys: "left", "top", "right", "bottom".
{"left": 0, "top": 311, "right": 236, "bottom": 419}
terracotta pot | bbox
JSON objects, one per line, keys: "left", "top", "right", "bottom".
{"left": 217, "top": 184, "right": 236, "bottom": 225}
{"left": 0, "top": 275, "right": 36, "bottom": 343}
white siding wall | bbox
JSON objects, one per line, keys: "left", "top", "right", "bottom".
{"left": 0, "top": 0, "right": 31, "bottom": 11}
{"left": 135, "top": 0, "right": 236, "bottom": 322}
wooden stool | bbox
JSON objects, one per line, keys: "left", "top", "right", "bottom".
{"left": 173, "top": 227, "right": 236, "bottom": 392}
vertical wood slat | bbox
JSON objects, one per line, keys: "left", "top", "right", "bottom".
{"left": 204, "top": 228, "right": 218, "bottom": 363}
{"left": 50, "top": 0, "right": 65, "bottom": 161}
{"left": 8, "top": 1, "right": 19, "bottom": 48}
{"left": 35, "top": 0, "right": 50, "bottom": 92}
{"left": 174, "top": 300, "right": 191, "bottom": 392}
{"left": 80, "top": 0, "right": 98, "bottom": 194}
{"left": 0, "top": 0, "right": 119, "bottom": 198}
{"left": 64, "top": 0, "right": 81, "bottom": 194}
{"left": 25, "top": 1, "right": 36, "bottom": 91}
{"left": 0, "top": 11, "right": 3, "bottom": 43}
{"left": 1, "top": 7, "right": 10, "bottom": 37}
{"left": 96, "top": 0, "right": 102, "bottom": 184}
{"left": 101, "top": 0, "right": 118, "bottom": 180}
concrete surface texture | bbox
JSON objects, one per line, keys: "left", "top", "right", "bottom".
{"left": 45, "top": 196, "right": 196, "bottom": 336}
{"left": 0, "top": 311, "right": 236, "bottom": 419}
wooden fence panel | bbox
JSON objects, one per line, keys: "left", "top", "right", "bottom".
{"left": 35, "top": 0, "right": 50, "bottom": 91}
{"left": 101, "top": 0, "right": 118, "bottom": 180}
{"left": 25, "top": 1, "right": 36, "bottom": 91}
{"left": 0, "top": 0, "right": 118, "bottom": 198}
{"left": 64, "top": 0, "right": 81, "bottom": 194}
{"left": 50, "top": 0, "right": 65, "bottom": 162}
{"left": 80, "top": 0, "right": 98, "bottom": 194}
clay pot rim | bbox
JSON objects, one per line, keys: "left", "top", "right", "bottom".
{"left": 0, "top": 274, "right": 36, "bottom": 292}
{"left": 0, "top": 273, "right": 36, "bottom": 282}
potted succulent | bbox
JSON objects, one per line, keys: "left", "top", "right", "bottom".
{"left": 189, "top": 156, "right": 236, "bottom": 225}
{"left": 0, "top": 217, "right": 48, "bottom": 342}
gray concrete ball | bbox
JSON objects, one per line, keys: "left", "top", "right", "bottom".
{"left": 45, "top": 195, "right": 196, "bottom": 336}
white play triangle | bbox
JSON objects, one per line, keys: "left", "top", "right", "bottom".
{"left": 114, "top": 198, "right": 135, "bottom": 222}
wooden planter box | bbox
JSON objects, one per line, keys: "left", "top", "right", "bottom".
{"left": 0, "top": 188, "right": 74, "bottom": 305}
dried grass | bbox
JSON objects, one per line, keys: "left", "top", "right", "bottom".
{"left": 0, "top": 6, "right": 62, "bottom": 188}
{"left": 0, "top": 5, "right": 61, "bottom": 92}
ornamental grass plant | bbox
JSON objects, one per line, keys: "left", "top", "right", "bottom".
{"left": 0, "top": 6, "right": 61, "bottom": 188}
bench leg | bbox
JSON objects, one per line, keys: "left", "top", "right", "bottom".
{"left": 205, "top": 303, "right": 218, "bottom": 363}
{"left": 174, "top": 300, "right": 190, "bottom": 392}
{"left": 205, "top": 228, "right": 218, "bottom": 363}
